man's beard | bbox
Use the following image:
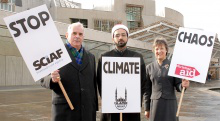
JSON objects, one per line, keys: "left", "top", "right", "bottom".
{"left": 115, "top": 40, "right": 127, "bottom": 47}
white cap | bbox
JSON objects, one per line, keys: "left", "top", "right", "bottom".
{"left": 111, "top": 24, "right": 129, "bottom": 38}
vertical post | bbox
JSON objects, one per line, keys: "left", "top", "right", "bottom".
{"left": 176, "top": 87, "right": 185, "bottom": 117}
{"left": 58, "top": 79, "right": 74, "bottom": 110}
{"left": 120, "top": 113, "right": 123, "bottom": 121}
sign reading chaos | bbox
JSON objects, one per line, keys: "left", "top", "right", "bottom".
{"left": 102, "top": 57, "right": 141, "bottom": 113}
{"left": 3, "top": 5, "right": 71, "bottom": 81}
{"left": 168, "top": 27, "right": 216, "bottom": 83}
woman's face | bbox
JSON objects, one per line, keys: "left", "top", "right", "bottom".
{"left": 154, "top": 44, "right": 167, "bottom": 61}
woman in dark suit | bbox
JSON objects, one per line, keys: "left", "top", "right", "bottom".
{"left": 144, "top": 37, "right": 189, "bottom": 121}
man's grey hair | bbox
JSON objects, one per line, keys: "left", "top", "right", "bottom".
{"left": 67, "top": 22, "right": 84, "bottom": 33}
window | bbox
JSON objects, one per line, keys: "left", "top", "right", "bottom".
{"left": 0, "top": 0, "right": 15, "bottom": 12}
{"left": 1, "top": 0, "right": 9, "bottom": 3}
{"left": 70, "top": 18, "right": 88, "bottom": 28}
{"left": 126, "top": 5, "right": 142, "bottom": 30}
{"left": 94, "top": 19, "right": 121, "bottom": 33}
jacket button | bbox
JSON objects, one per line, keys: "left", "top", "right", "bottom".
{"left": 81, "top": 88, "right": 84, "bottom": 91}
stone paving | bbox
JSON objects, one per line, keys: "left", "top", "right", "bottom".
{"left": 0, "top": 80, "right": 220, "bottom": 121}
{"left": 177, "top": 80, "right": 220, "bottom": 121}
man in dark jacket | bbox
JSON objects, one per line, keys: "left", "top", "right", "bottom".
{"left": 97, "top": 24, "right": 147, "bottom": 121}
{"left": 41, "top": 22, "right": 98, "bottom": 121}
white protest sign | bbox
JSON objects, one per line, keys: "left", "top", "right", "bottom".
{"left": 102, "top": 57, "right": 140, "bottom": 113}
{"left": 4, "top": 5, "right": 71, "bottom": 81}
{"left": 168, "top": 27, "right": 216, "bottom": 83}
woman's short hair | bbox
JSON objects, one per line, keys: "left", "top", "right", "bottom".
{"left": 152, "top": 37, "right": 169, "bottom": 55}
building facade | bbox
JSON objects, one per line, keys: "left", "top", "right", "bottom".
{"left": 0, "top": 0, "right": 219, "bottom": 86}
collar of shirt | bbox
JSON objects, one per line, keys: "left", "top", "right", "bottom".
{"left": 115, "top": 47, "right": 127, "bottom": 55}
{"left": 156, "top": 58, "right": 169, "bottom": 68}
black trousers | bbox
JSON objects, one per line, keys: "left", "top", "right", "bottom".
{"left": 101, "top": 113, "right": 140, "bottom": 121}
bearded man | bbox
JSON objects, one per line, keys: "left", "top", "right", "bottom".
{"left": 97, "top": 24, "right": 147, "bottom": 121}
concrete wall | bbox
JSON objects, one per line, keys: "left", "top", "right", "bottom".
{"left": 219, "top": 60, "right": 220, "bottom": 79}
{"left": 15, "top": 0, "right": 51, "bottom": 12}
{"left": 0, "top": 10, "right": 153, "bottom": 86}
{"left": 53, "top": 7, "right": 124, "bottom": 28}
{"left": 51, "top": 0, "right": 184, "bottom": 29}
{"left": 12, "top": 0, "right": 184, "bottom": 28}
{"left": 0, "top": 55, "right": 37, "bottom": 86}
{"left": 0, "top": 55, "right": 6, "bottom": 86}
{"left": 0, "top": 10, "right": 40, "bottom": 86}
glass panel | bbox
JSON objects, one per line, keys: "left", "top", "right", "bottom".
{"left": 126, "top": 6, "right": 141, "bottom": 21}
{"left": 128, "top": 21, "right": 139, "bottom": 29}
{"left": 80, "top": 19, "right": 88, "bottom": 28}
{"left": 8, "top": 5, "right": 11, "bottom": 11}
{"left": 3, "top": 3, "right": 8, "bottom": 10}
{"left": 127, "top": 21, "right": 131, "bottom": 29}
{"left": 98, "top": 21, "right": 101, "bottom": 31}
{"left": 94, "top": 19, "right": 121, "bottom": 32}
{"left": 126, "top": 6, "right": 141, "bottom": 29}
{"left": 70, "top": 18, "right": 88, "bottom": 28}
{"left": 101, "top": 20, "right": 107, "bottom": 31}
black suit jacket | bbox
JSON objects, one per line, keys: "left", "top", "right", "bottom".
{"left": 41, "top": 45, "right": 98, "bottom": 121}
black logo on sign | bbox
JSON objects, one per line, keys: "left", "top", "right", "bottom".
{"left": 114, "top": 88, "right": 127, "bottom": 110}
{"left": 33, "top": 48, "right": 63, "bottom": 71}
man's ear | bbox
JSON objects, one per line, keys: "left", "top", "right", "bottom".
{"left": 112, "top": 38, "right": 115, "bottom": 42}
{"left": 65, "top": 32, "right": 68, "bottom": 39}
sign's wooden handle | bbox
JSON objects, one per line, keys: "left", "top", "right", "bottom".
{"left": 58, "top": 80, "right": 74, "bottom": 110}
{"left": 120, "top": 112, "right": 123, "bottom": 121}
{"left": 176, "top": 87, "right": 185, "bottom": 117}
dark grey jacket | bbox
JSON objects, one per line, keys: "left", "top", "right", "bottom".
{"left": 144, "top": 59, "right": 182, "bottom": 111}
{"left": 41, "top": 45, "right": 98, "bottom": 121}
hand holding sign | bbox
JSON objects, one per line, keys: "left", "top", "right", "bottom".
{"left": 4, "top": 5, "right": 73, "bottom": 110}
{"left": 51, "top": 70, "right": 60, "bottom": 83}
{"left": 4, "top": 4, "right": 71, "bottom": 81}
{"left": 144, "top": 111, "right": 150, "bottom": 119}
{"left": 169, "top": 27, "right": 216, "bottom": 83}
{"left": 181, "top": 79, "right": 190, "bottom": 88}
{"left": 169, "top": 27, "right": 216, "bottom": 116}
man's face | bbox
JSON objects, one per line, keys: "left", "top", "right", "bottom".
{"left": 66, "top": 25, "right": 84, "bottom": 49}
{"left": 112, "top": 29, "right": 128, "bottom": 48}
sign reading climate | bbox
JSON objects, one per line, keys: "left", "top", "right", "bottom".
{"left": 3, "top": 5, "right": 71, "bottom": 81}
{"left": 102, "top": 57, "right": 141, "bottom": 113}
{"left": 168, "top": 27, "right": 216, "bottom": 83}
{"left": 103, "top": 61, "right": 140, "bottom": 74}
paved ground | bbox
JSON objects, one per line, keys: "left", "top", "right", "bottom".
{"left": 0, "top": 80, "right": 220, "bottom": 121}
